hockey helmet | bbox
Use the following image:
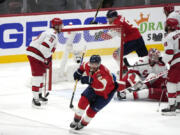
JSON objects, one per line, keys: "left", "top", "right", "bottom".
{"left": 166, "top": 18, "right": 179, "bottom": 30}
{"left": 51, "top": 18, "right": 63, "bottom": 28}
{"left": 164, "top": 5, "right": 174, "bottom": 16}
{"left": 89, "top": 55, "right": 101, "bottom": 72}
{"left": 106, "top": 10, "right": 118, "bottom": 18}
{"left": 148, "top": 48, "right": 161, "bottom": 64}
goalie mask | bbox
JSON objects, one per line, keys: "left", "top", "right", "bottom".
{"left": 148, "top": 48, "right": 161, "bottom": 65}
{"left": 89, "top": 55, "right": 101, "bottom": 73}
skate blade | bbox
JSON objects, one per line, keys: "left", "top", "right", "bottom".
{"left": 32, "top": 104, "right": 42, "bottom": 109}
{"left": 40, "top": 101, "right": 48, "bottom": 105}
{"left": 176, "top": 109, "right": 180, "bottom": 113}
{"left": 161, "top": 112, "right": 176, "bottom": 116}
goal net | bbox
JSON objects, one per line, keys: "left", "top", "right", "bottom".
{"left": 50, "top": 24, "right": 124, "bottom": 87}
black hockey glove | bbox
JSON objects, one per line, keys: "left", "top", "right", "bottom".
{"left": 81, "top": 76, "right": 93, "bottom": 85}
{"left": 73, "top": 69, "right": 83, "bottom": 81}
{"left": 94, "top": 31, "right": 103, "bottom": 40}
{"left": 44, "top": 57, "right": 52, "bottom": 68}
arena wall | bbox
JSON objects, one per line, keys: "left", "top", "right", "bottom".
{"left": 0, "top": 4, "right": 180, "bottom": 63}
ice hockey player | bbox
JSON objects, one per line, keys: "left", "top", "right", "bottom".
{"left": 70, "top": 55, "right": 118, "bottom": 130}
{"left": 115, "top": 48, "right": 168, "bottom": 102}
{"left": 95, "top": 10, "right": 148, "bottom": 68}
{"left": 26, "top": 18, "right": 63, "bottom": 108}
{"left": 164, "top": 4, "right": 180, "bottom": 29}
{"left": 164, "top": 4, "right": 175, "bottom": 18}
{"left": 161, "top": 18, "right": 180, "bottom": 116}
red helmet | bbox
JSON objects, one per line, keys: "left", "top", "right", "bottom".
{"left": 148, "top": 48, "right": 161, "bottom": 63}
{"left": 166, "top": 18, "right": 179, "bottom": 30}
{"left": 164, "top": 5, "right": 174, "bottom": 15}
{"left": 51, "top": 18, "right": 62, "bottom": 27}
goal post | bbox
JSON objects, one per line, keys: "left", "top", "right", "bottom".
{"left": 50, "top": 24, "right": 124, "bottom": 87}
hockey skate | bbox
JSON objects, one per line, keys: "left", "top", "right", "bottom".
{"left": 117, "top": 91, "right": 126, "bottom": 100}
{"left": 39, "top": 93, "right": 48, "bottom": 104}
{"left": 32, "top": 98, "right": 41, "bottom": 109}
{"left": 74, "top": 122, "right": 85, "bottom": 130}
{"left": 176, "top": 102, "right": 180, "bottom": 113}
{"left": 70, "top": 118, "right": 81, "bottom": 129}
{"left": 70, "top": 121, "right": 79, "bottom": 129}
{"left": 161, "top": 105, "right": 176, "bottom": 116}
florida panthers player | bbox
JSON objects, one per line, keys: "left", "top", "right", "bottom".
{"left": 95, "top": 10, "right": 148, "bottom": 70}
{"left": 26, "top": 18, "right": 63, "bottom": 108}
{"left": 116, "top": 48, "right": 168, "bottom": 102}
{"left": 161, "top": 18, "right": 180, "bottom": 116}
{"left": 70, "top": 55, "right": 118, "bottom": 130}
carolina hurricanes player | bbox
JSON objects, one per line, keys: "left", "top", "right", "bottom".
{"left": 26, "top": 18, "right": 63, "bottom": 108}
{"left": 164, "top": 5, "right": 180, "bottom": 29}
{"left": 96, "top": 10, "right": 148, "bottom": 68}
{"left": 70, "top": 55, "right": 118, "bottom": 130}
{"left": 116, "top": 48, "right": 168, "bottom": 102}
{"left": 161, "top": 18, "right": 180, "bottom": 116}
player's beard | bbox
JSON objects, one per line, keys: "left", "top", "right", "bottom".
{"left": 90, "top": 67, "right": 99, "bottom": 75}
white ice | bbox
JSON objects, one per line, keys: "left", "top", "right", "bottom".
{"left": 0, "top": 54, "right": 179, "bottom": 135}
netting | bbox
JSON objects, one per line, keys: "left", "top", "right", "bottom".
{"left": 52, "top": 24, "right": 123, "bottom": 83}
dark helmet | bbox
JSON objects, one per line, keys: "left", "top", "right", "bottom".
{"left": 90, "top": 55, "right": 101, "bottom": 64}
{"left": 106, "top": 10, "right": 118, "bottom": 18}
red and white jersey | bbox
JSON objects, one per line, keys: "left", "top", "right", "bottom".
{"left": 168, "top": 10, "right": 180, "bottom": 27}
{"left": 163, "top": 30, "right": 180, "bottom": 66}
{"left": 79, "top": 62, "right": 115, "bottom": 99}
{"left": 26, "top": 28, "right": 58, "bottom": 62}
{"left": 128, "top": 58, "right": 167, "bottom": 80}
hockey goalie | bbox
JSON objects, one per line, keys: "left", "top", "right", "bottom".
{"left": 115, "top": 48, "right": 168, "bottom": 102}
{"left": 52, "top": 31, "right": 85, "bottom": 83}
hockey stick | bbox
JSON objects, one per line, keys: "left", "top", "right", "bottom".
{"left": 44, "top": 71, "right": 47, "bottom": 97}
{"left": 123, "top": 57, "right": 148, "bottom": 67}
{"left": 118, "top": 70, "right": 168, "bottom": 92}
{"left": 157, "top": 88, "right": 165, "bottom": 112}
{"left": 44, "top": 69, "right": 50, "bottom": 98}
{"left": 90, "top": 0, "right": 104, "bottom": 24}
{"left": 69, "top": 46, "right": 87, "bottom": 109}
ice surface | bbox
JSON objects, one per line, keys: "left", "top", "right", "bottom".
{"left": 0, "top": 54, "right": 179, "bottom": 135}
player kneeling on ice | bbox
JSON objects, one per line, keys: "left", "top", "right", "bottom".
{"left": 70, "top": 55, "right": 118, "bottom": 130}
{"left": 115, "top": 48, "right": 168, "bottom": 102}
{"left": 26, "top": 18, "right": 63, "bottom": 108}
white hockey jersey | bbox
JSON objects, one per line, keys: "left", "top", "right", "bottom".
{"left": 130, "top": 58, "right": 167, "bottom": 81}
{"left": 26, "top": 28, "right": 58, "bottom": 62}
{"left": 163, "top": 30, "right": 180, "bottom": 66}
{"left": 168, "top": 10, "right": 180, "bottom": 27}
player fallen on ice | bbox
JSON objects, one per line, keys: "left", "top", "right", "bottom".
{"left": 26, "top": 18, "right": 63, "bottom": 108}
{"left": 161, "top": 18, "right": 180, "bottom": 116}
{"left": 70, "top": 55, "right": 118, "bottom": 130}
{"left": 115, "top": 48, "right": 168, "bottom": 102}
